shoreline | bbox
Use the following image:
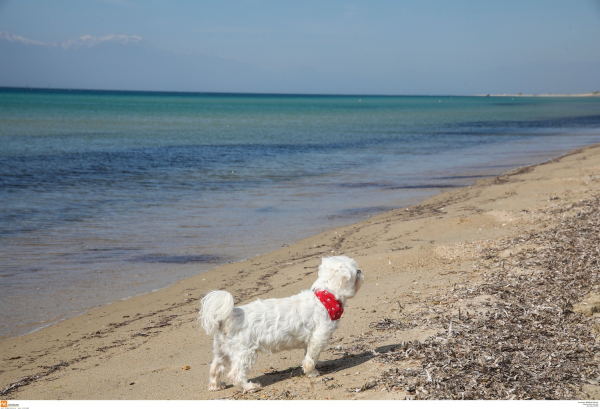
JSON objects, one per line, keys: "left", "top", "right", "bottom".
{"left": 3, "top": 133, "right": 595, "bottom": 342}
{"left": 0, "top": 147, "right": 572, "bottom": 342}
{"left": 2, "top": 142, "right": 600, "bottom": 400}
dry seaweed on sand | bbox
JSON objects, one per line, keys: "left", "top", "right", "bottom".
{"left": 369, "top": 318, "right": 417, "bottom": 332}
{"left": 372, "top": 196, "right": 600, "bottom": 400}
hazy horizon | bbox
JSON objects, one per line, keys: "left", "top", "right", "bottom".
{"left": 2, "top": 85, "right": 600, "bottom": 97}
{"left": 1, "top": 1, "right": 600, "bottom": 95}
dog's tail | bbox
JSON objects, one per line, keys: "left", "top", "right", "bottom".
{"left": 199, "top": 290, "right": 235, "bottom": 335}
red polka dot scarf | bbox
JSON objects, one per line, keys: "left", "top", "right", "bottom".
{"left": 314, "top": 290, "right": 344, "bottom": 321}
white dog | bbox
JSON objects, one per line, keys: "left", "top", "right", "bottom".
{"left": 199, "top": 255, "right": 364, "bottom": 392}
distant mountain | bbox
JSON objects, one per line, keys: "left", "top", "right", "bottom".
{"left": 0, "top": 31, "right": 280, "bottom": 93}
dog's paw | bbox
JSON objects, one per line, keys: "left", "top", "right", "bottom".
{"left": 242, "top": 382, "right": 262, "bottom": 393}
{"left": 306, "top": 369, "right": 321, "bottom": 378}
{"left": 208, "top": 381, "right": 226, "bottom": 391}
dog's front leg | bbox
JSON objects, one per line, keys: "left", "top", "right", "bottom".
{"left": 302, "top": 330, "right": 332, "bottom": 378}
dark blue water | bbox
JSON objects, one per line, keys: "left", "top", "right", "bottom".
{"left": 1, "top": 89, "right": 599, "bottom": 339}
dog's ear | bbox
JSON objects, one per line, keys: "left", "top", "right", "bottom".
{"left": 330, "top": 263, "right": 352, "bottom": 290}
{"left": 318, "top": 257, "right": 330, "bottom": 278}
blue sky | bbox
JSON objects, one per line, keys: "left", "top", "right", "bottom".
{"left": 1, "top": 0, "right": 599, "bottom": 94}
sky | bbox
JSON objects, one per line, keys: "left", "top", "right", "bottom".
{"left": 0, "top": 0, "right": 599, "bottom": 95}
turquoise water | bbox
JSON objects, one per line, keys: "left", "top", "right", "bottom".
{"left": 1, "top": 89, "right": 599, "bottom": 339}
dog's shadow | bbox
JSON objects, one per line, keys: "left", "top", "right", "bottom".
{"left": 248, "top": 343, "right": 400, "bottom": 389}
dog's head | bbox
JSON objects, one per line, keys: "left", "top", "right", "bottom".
{"left": 311, "top": 256, "right": 364, "bottom": 302}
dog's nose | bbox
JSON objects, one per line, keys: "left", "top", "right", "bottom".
{"left": 357, "top": 269, "right": 362, "bottom": 275}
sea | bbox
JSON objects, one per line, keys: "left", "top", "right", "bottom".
{"left": 1, "top": 88, "right": 599, "bottom": 340}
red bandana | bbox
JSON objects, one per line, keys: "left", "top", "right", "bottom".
{"left": 314, "top": 290, "right": 344, "bottom": 321}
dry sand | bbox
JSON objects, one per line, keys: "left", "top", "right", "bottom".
{"left": 2, "top": 143, "right": 600, "bottom": 400}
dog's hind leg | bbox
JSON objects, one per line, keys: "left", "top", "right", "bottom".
{"left": 228, "top": 350, "right": 261, "bottom": 393}
{"left": 208, "top": 338, "right": 228, "bottom": 390}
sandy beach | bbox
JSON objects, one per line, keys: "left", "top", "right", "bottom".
{"left": 2, "top": 142, "right": 600, "bottom": 400}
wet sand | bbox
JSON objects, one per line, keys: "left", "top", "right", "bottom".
{"left": 2, "top": 142, "right": 600, "bottom": 400}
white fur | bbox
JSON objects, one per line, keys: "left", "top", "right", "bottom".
{"left": 199, "top": 255, "right": 364, "bottom": 392}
